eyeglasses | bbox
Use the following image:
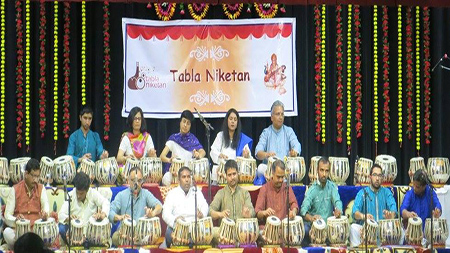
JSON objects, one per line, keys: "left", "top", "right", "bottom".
{"left": 371, "top": 173, "right": 383, "bottom": 178}
{"left": 134, "top": 117, "right": 142, "bottom": 122}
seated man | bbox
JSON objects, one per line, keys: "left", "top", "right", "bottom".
{"left": 300, "top": 157, "right": 343, "bottom": 246}
{"left": 58, "top": 172, "right": 110, "bottom": 246}
{"left": 162, "top": 166, "right": 209, "bottom": 248}
{"left": 108, "top": 166, "right": 162, "bottom": 246}
{"left": 4, "top": 158, "right": 49, "bottom": 250}
{"left": 350, "top": 164, "right": 397, "bottom": 247}
{"left": 209, "top": 160, "right": 255, "bottom": 245}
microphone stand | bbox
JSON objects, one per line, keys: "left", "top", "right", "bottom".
{"left": 425, "top": 176, "right": 436, "bottom": 251}
{"left": 285, "top": 169, "right": 291, "bottom": 252}
{"left": 63, "top": 171, "right": 72, "bottom": 253}
{"left": 193, "top": 182, "right": 198, "bottom": 251}
{"left": 362, "top": 188, "right": 371, "bottom": 252}
{"left": 130, "top": 182, "right": 136, "bottom": 250}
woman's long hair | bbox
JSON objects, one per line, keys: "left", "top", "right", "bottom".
{"left": 221, "top": 108, "right": 241, "bottom": 150}
{"left": 126, "top": 106, "right": 147, "bottom": 133}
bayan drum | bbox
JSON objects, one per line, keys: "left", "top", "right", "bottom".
{"left": 361, "top": 219, "right": 379, "bottom": 246}
{"left": 79, "top": 158, "right": 95, "bottom": 184}
{"left": 190, "top": 217, "right": 213, "bottom": 245}
{"left": 70, "top": 219, "right": 85, "bottom": 245}
{"left": 217, "top": 159, "right": 228, "bottom": 185}
{"left": 374, "top": 155, "right": 397, "bottom": 185}
{"left": 53, "top": 155, "right": 76, "bottom": 184}
{"left": 95, "top": 157, "right": 119, "bottom": 185}
{"left": 263, "top": 216, "right": 282, "bottom": 245}
{"left": 169, "top": 158, "right": 185, "bottom": 184}
{"left": 354, "top": 157, "right": 373, "bottom": 185}
{"left": 427, "top": 157, "right": 450, "bottom": 186}
{"left": 9, "top": 157, "right": 30, "bottom": 184}
{"left": 86, "top": 217, "right": 111, "bottom": 247}
{"left": 409, "top": 157, "right": 426, "bottom": 184}
{"left": 327, "top": 216, "right": 349, "bottom": 247}
{"left": 310, "top": 218, "right": 327, "bottom": 246}
{"left": 33, "top": 217, "right": 58, "bottom": 247}
{"left": 425, "top": 218, "right": 449, "bottom": 247}
{"left": 171, "top": 218, "right": 190, "bottom": 246}
{"left": 329, "top": 157, "right": 350, "bottom": 185}
{"left": 188, "top": 158, "right": 209, "bottom": 185}
{"left": 282, "top": 216, "right": 305, "bottom": 246}
{"left": 123, "top": 157, "right": 140, "bottom": 180}
{"left": 236, "top": 157, "right": 256, "bottom": 184}
{"left": 0, "top": 157, "right": 8, "bottom": 185}
{"left": 264, "top": 157, "right": 279, "bottom": 182}
{"left": 15, "top": 219, "right": 31, "bottom": 240}
{"left": 39, "top": 156, "right": 54, "bottom": 185}
{"left": 405, "top": 217, "right": 423, "bottom": 246}
{"left": 218, "top": 217, "right": 236, "bottom": 245}
{"left": 141, "top": 157, "right": 163, "bottom": 184}
{"left": 379, "top": 219, "right": 402, "bottom": 245}
{"left": 136, "top": 217, "right": 161, "bottom": 245}
{"left": 236, "top": 218, "right": 258, "bottom": 245}
{"left": 309, "top": 156, "right": 321, "bottom": 184}
{"left": 284, "top": 156, "right": 306, "bottom": 183}
{"left": 118, "top": 218, "right": 137, "bottom": 246}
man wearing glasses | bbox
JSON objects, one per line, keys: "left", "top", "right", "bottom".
{"left": 109, "top": 166, "right": 162, "bottom": 246}
{"left": 350, "top": 164, "right": 397, "bottom": 247}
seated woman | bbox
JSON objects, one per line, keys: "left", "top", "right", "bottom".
{"left": 160, "top": 110, "right": 206, "bottom": 186}
{"left": 210, "top": 108, "right": 252, "bottom": 184}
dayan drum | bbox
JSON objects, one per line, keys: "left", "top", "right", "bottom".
{"left": 375, "top": 155, "right": 397, "bottom": 185}
{"left": 0, "top": 157, "right": 9, "bottom": 184}
{"left": 379, "top": 219, "right": 402, "bottom": 245}
{"left": 354, "top": 157, "right": 373, "bottom": 185}
{"left": 425, "top": 218, "right": 449, "bottom": 247}
{"left": 409, "top": 157, "right": 426, "bottom": 184}
{"left": 327, "top": 216, "right": 349, "bottom": 247}
{"left": 169, "top": 158, "right": 184, "bottom": 184}
{"left": 310, "top": 218, "right": 327, "bottom": 246}
{"left": 79, "top": 158, "right": 95, "bottom": 184}
{"left": 217, "top": 159, "right": 228, "bottom": 185}
{"left": 9, "top": 157, "right": 30, "bottom": 184}
{"left": 309, "top": 156, "right": 321, "bottom": 184}
{"left": 95, "top": 157, "right": 119, "bottom": 185}
{"left": 264, "top": 157, "right": 279, "bottom": 182}
{"left": 219, "top": 217, "right": 236, "bottom": 245}
{"left": 123, "top": 157, "right": 140, "bottom": 180}
{"left": 118, "top": 218, "right": 137, "bottom": 246}
{"left": 141, "top": 157, "right": 163, "bottom": 184}
{"left": 15, "top": 219, "right": 30, "bottom": 240}
{"left": 189, "top": 158, "right": 209, "bottom": 185}
{"left": 33, "top": 217, "right": 59, "bottom": 247}
{"left": 86, "top": 217, "right": 111, "bottom": 247}
{"left": 329, "top": 157, "right": 350, "bottom": 185}
{"left": 53, "top": 155, "right": 76, "bottom": 184}
{"left": 70, "top": 219, "right": 85, "bottom": 245}
{"left": 236, "top": 218, "right": 258, "bottom": 245}
{"left": 361, "top": 219, "right": 379, "bottom": 246}
{"left": 263, "top": 216, "right": 282, "bottom": 245}
{"left": 39, "top": 156, "right": 54, "bottom": 185}
{"left": 171, "top": 218, "right": 190, "bottom": 246}
{"left": 284, "top": 156, "right": 306, "bottom": 183}
{"left": 282, "top": 216, "right": 305, "bottom": 246}
{"left": 190, "top": 217, "right": 213, "bottom": 245}
{"left": 405, "top": 217, "right": 423, "bottom": 246}
{"left": 236, "top": 157, "right": 256, "bottom": 184}
{"left": 136, "top": 217, "right": 161, "bottom": 245}
{"left": 427, "top": 157, "right": 450, "bottom": 185}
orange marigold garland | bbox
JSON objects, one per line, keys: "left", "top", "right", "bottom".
{"left": 188, "top": 3, "right": 209, "bottom": 21}
{"left": 405, "top": 6, "right": 413, "bottom": 139}
{"left": 336, "top": 4, "right": 344, "bottom": 143}
{"left": 313, "top": 5, "right": 322, "bottom": 142}
{"left": 254, "top": 3, "right": 278, "bottom": 19}
{"left": 382, "top": 5, "right": 390, "bottom": 143}
{"left": 154, "top": 3, "right": 176, "bottom": 21}
{"left": 103, "top": 1, "right": 111, "bottom": 141}
{"left": 223, "top": 4, "right": 243, "bottom": 20}
{"left": 62, "top": 2, "right": 70, "bottom": 139}
{"left": 15, "top": 0, "right": 24, "bottom": 148}
{"left": 38, "top": 0, "right": 47, "bottom": 138}
{"left": 423, "top": 7, "right": 431, "bottom": 144}
{"left": 354, "top": 5, "right": 362, "bottom": 138}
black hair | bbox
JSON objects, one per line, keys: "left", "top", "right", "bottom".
{"left": 271, "top": 159, "right": 285, "bottom": 172}
{"left": 224, "top": 159, "right": 238, "bottom": 175}
{"left": 178, "top": 166, "right": 192, "bottom": 179}
{"left": 126, "top": 106, "right": 147, "bottom": 133}
{"left": 370, "top": 164, "right": 383, "bottom": 175}
{"left": 413, "top": 169, "right": 427, "bottom": 186}
{"left": 180, "top": 110, "right": 194, "bottom": 123}
{"left": 25, "top": 158, "right": 40, "bottom": 173}
{"left": 221, "top": 108, "right": 241, "bottom": 150}
{"left": 317, "top": 156, "right": 330, "bottom": 167}
{"left": 129, "top": 166, "right": 142, "bottom": 179}
{"left": 79, "top": 105, "right": 93, "bottom": 117}
{"left": 73, "top": 172, "right": 90, "bottom": 191}
{"left": 14, "top": 232, "right": 48, "bottom": 253}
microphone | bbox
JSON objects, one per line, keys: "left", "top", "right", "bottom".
{"left": 194, "top": 107, "right": 214, "bottom": 131}
{"left": 432, "top": 53, "right": 448, "bottom": 72}
{"left": 63, "top": 168, "right": 69, "bottom": 201}
{"left": 363, "top": 188, "right": 372, "bottom": 201}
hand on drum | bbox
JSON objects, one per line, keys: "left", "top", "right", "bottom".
{"left": 193, "top": 149, "right": 200, "bottom": 159}
{"left": 220, "top": 209, "right": 230, "bottom": 218}
{"left": 406, "top": 210, "right": 418, "bottom": 219}
{"left": 219, "top": 153, "right": 229, "bottom": 160}
{"left": 147, "top": 149, "right": 157, "bottom": 157}
{"left": 289, "top": 149, "right": 298, "bottom": 157}
{"left": 433, "top": 207, "right": 441, "bottom": 218}
{"left": 365, "top": 214, "right": 374, "bottom": 220}
{"left": 382, "top": 210, "right": 395, "bottom": 219}
{"left": 266, "top": 152, "right": 276, "bottom": 159}
{"left": 40, "top": 211, "right": 48, "bottom": 221}
{"left": 92, "top": 212, "right": 106, "bottom": 221}
{"left": 289, "top": 209, "right": 296, "bottom": 219}
{"left": 100, "top": 150, "right": 109, "bottom": 159}
{"left": 333, "top": 208, "right": 342, "bottom": 218}
{"left": 264, "top": 208, "right": 276, "bottom": 217}
{"left": 242, "top": 149, "right": 250, "bottom": 158}
{"left": 16, "top": 214, "right": 25, "bottom": 222}
{"left": 311, "top": 214, "right": 322, "bottom": 222}
{"left": 242, "top": 207, "right": 251, "bottom": 218}
{"left": 145, "top": 207, "right": 155, "bottom": 218}
{"left": 197, "top": 208, "right": 204, "bottom": 219}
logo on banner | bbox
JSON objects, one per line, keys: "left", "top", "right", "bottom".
{"left": 127, "top": 62, "right": 166, "bottom": 90}
{"left": 263, "top": 53, "right": 287, "bottom": 95}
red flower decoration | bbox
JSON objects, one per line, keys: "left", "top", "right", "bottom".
{"left": 423, "top": 7, "right": 431, "bottom": 144}
{"left": 382, "top": 5, "right": 390, "bottom": 143}
{"left": 38, "top": 1, "right": 47, "bottom": 138}
{"left": 313, "top": 5, "right": 322, "bottom": 142}
{"left": 16, "top": 0, "right": 24, "bottom": 147}
{"left": 62, "top": 2, "right": 71, "bottom": 139}
{"left": 354, "top": 5, "right": 362, "bottom": 138}
{"left": 405, "top": 7, "right": 413, "bottom": 139}
{"left": 336, "top": 4, "right": 344, "bottom": 143}
{"left": 103, "top": 1, "right": 111, "bottom": 141}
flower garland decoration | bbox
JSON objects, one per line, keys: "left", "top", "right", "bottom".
{"left": 154, "top": 3, "right": 176, "bottom": 21}
{"left": 38, "top": 1, "right": 47, "bottom": 138}
{"left": 346, "top": 4, "right": 353, "bottom": 149}
{"left": 15, "top": 0, "right": 24, "bottom": 148}
{"left": 382, "top": 5, "right": 390, "bottom": 143}
{"left": 405, "top": 6, "right": 413, "bottom": 139}
{"left": 63, "top": 2, "right": 70, "bottom": 139}
{"left": 53, "top": 0, "right": 58, "bottom": 143}
{"left": 25, "top": 0, "right": 30, "bottom": 149}
{"left": 320, "top": 4, "right": 326, "bottom": 144}
{"left": 0, "top": 0, "right": 5, "bottom": 152}
{"left": 373, "top": 5, "right": 379, "bottom": 143}
{"left": 313, "top": 5, "right": 322, "bottom": 142}
{"left": 354, "top": 5, "right": 362, "bottom": 138}
{"left": 179, "top": 3, "right": 185, "bottom": 15}
{"left": 81, "top": 1, "right": 86, "bottom": 105}
{"left": 336, "top": 4, "right": 344, "bottom": 143}
{"left": 254, "top": 3, "right": 278, "bottom": 19}
{"left": 223, "top": 4, "right": 243, "bottom": 20}
{"left": 423, "top": 7, "right": 431, "bottom": 144}
{"left": 398, "top": 6, "right": 403, "bottom": 144}
{"left": 415, "top": 6, "right": 421, "bottom": 151}
{"left": 188, "top": 3, "right": 209, "bottom": 21}
{"left": 103, "top": 1, "right": 111, "bottom": 141}
{"left": 246, "top": 3, "right": 251, "bottom": 13}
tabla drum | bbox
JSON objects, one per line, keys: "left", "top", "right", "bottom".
{"left": 190, "top": 217, "right": 213, "bottom": 245}
{"left": 361, "top": 219, "right": 379, "bottom": 246}
{"left": 0, "top": 157, "right": 9, "bottom": 184}
{"left": 188, "top": 158, "right": 210, "bottom": 185}
{"left": 15, "top": 219, "right": 30, "bottom": 240}
{"left": 169, "top": 158, "right": 184, "bottom": 184}
{"left": 171, "top": 218, "right": 190, "bottom": 246}
{"left": 375, "top": 155, "right": 397, "bottom": 185}
{"left": 70, "top": 219, "right": 85, "bottom": 245}
{"left": 405, "top": 217, "right": 423, "bottom": 246}
{"left": 118, "top": 218, "right": 137, "bottom": 246}
{"left": 9, "top": 157, "right": 30, "bottom": 184}
{"left": 354, "top": 157, "right": 373, "bottom": 185}
{"left": 236, "top": 218, "right": 258, "bottom": 245}
{"left": 33, "top": 217, "right": 58, "bottom": 247}
{"left": 284, "top": 156, "right": 306, "bottom": 183}
{"left": 264, "top": 157, "right": 279, "bottom": 182}
{"left": 262, "top": 216, "right": 282, "bottom": 245}
{"left": 123, "top": 157, "right": 140, "bottom": 180}
{"left": 425, "top": 218, "right": 449, "bottom": 247}
{"left": 282, "top": 216, "right": 305, "bottom": 246}
{"left": 310, "top": 218, "right": 327, "bottom": 246}
{"left": 427, "top": 157, "right": 450, "bottom": 186}
{"left": 136, "top": 217, "right": 161, "bottom": 245}
{"left": 39, "top": 156, "right": 54, "bottom": 185}
{"left": 309, "top": 156, "right": 321, "bottom": 184}
{"left": 329, "top": 157, "right": 350, "bottom": 185}
{"left": 86, "top": 217, "right": 111, "bottom": 247}
{"left": 79, "top": 158, "right": 95, "bottom": 184}
{"left": 141, "top": 157, "right": 163, "bottom": 184}
{"left": 95, "top": 157, "right": 119, "bottom": 185}
{"left": 379, "top": 219, "right": 402, "bottom": 245}
{"left": 217, "top": 159, "right": 228, "bottom": 185}
{"left": 327, "top": 216, "right": 349, "bottom": 247}
{"left": 236, "top": 157, "right": 256, "bottom": 184}
{"left": 409, "top": 157, "right": 426, "bottom": 184}
{"left": 219, "top": 217, "right": 236, "bottom": 245}
{"left": 53, "top": 155, "right": 76, "bottom": 184}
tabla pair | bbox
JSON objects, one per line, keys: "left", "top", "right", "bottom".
{"left": 265, "top": 157, "right": 306, "bottom": 184}
{"left": 262, "top": 215, "right": 306, "bottom": 245}
{"left": 69, "top": 217, "right": 111, "bottom": 247}
{"left": 309, "top": 216, "right": 349, "bottom": 246}
{"left": 217, "top": 218, "right": 259, "bottom": 246}
{"left": 169, "top": 158, "right": 209, "bottom": 185}
{"left": 16, "top": 218, "right": 58, "bottom": 247}
{"left": 405, "top": 217, "right": 449, "bottom": 247}
{"left": 118, "top": 217, "right": 161, "bottom": 246}
{"left": 123, "top": 157, "right": 163, "bottom": 184}
{"left": 171, "top": 217, "right": 213, "bottom": 246}
{"left": 360, "top": 219, "right": 403, "bottom": 246}
{"left": 308, "top": 156, "right": 350, "bottom": 185}
{"left": 217, "top": 157, "right": 257, "bottom": 184}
